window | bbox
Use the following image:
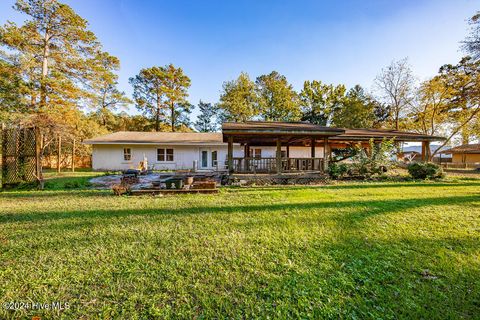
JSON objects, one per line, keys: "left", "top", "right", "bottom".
{"left": 211, "top": 151, "right": 217, "bottom": 167}
{"left": 157, "top": 148, "right": 174, "bottom": 162}
{"left": 252, "top": 148, "right": 262, "bottom": 159}
{"left": 123, "top": 148, "right": 131, "bottom": 161}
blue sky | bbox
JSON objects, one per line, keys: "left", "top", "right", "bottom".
{"left": 0, "top": 0, "right": 477, "bottom": 120}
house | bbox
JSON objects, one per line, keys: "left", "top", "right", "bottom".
{"left": 440, "top": 144, "right": 480, "bottom": 164}
{"left": 83, "top": 121, "right": 445, "bottom": 172}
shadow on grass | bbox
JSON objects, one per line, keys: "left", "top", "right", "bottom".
{"left": 223, "top": 181, "right": 480, "bottom": 193}
{"left": 1, "top": 194, "right": 478, "bottom": 226}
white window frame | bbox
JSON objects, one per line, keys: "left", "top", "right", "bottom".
{"left": 157, "top": 148, "right": 174, "bottom": 162}
{"left": 123, "top": 148, "right": 132, "bottom": 161}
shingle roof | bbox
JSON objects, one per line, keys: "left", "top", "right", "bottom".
{"left": 440, "top": 143, "right": 480, "bottom": 154}
{"left": 83, "top": 131, "right": 224, "bottom": 145}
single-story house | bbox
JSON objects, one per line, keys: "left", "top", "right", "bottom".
{"left": 440, "top": 143, "right": 480, "bottom": 164}
{"left": 83, "top": 121, "right": 445, "bottom": 173}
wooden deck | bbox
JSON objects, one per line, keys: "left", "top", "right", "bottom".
{"left": 130, "top": 189, "right": 219, "bottom": 196}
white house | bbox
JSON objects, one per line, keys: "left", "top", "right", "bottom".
{"left": 83, "top": 131, "right": 321, "bottom": 171}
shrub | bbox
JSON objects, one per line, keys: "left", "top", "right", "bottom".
{"left": 327, "top": 162, "right": 349, "bottom": 179}
{"left": 407, "top": 162, "right": 443, "bottom": 180}
{"left": 350, "top": 138, "right": 396, "bottom": 178}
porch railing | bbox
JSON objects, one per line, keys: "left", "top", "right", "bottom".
{"left": 232, "top": 157, "right": 324, "bottom": 173}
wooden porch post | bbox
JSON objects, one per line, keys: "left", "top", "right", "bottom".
{"left": 227, "top": 136, "right": 233, "bottom": 174}
{"left": 323, "top": 137, "right": 329, "bottom": 171}
{"left": 421, "top": 141, "right": 430, "bottom": 162}
{"left": 286, "top": 143, "right": 290, "bottom": 158}
{"left": 276, "top": 138, "right": 282, "bottom": 174}
{"left": 310, "top": 138, "right": 316, "bottom": 157}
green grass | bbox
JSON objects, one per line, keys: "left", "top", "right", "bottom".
{"left": 1, "top": 175, "right": 479, "bottom": 319}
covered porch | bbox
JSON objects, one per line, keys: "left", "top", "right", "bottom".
{"left": 222, "top": 122, "right": 344, "bottom": 174}
{"left": 222, "top": 122, "right": 446, "bottom": 175}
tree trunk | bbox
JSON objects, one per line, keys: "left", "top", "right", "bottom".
{"left": 171, "top": 102, "right": 175, "bottom": 132}
{"left": 40, "top": 31, "right": 50, "bottom": 109}
{"left": 57, "top": 135, "right": 61, "bottom": 173}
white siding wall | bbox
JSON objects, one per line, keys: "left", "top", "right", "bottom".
{"left": 91, "top": 144, "right": 326, "bottom": 171}
{"left": 92, "top": 144, "right": 243, "bottom": 171}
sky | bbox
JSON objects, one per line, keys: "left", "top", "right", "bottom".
{"left": 0, "top": 0, "right": 477, "bottom": 120}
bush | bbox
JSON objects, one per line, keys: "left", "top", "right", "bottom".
{"left": 350, "top": 138, "right": 396, "bottom": 178}
{"left": 407, "top": 162, "right": 443, "bottom": 180}
{"left": 327, "top": 162, "right": 349, "bottom": 179}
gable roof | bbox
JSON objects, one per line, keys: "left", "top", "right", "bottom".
{"left": 440, "top": 143, "right": 480, "bottom": 154}
{"left": 83, "top": 131, "right": 224, "bottom": 145}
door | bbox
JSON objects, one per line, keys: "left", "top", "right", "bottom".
{"left": 200, "top": 149, "right": 209, "bottom": 169}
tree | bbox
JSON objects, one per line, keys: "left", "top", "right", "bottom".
{"left": 0, "top": 0, "right": 122, "bottom": 185}
{"left": 194, "top": 100, "right": 219, "bottom": 132}
{"left": 90, "top": 52, "right": 131, "bottom": 126}
{"left": 374, "top": 58, "right": 416, "bottom": 130}
{"left": 409, "top": 76, "right": 452, "bottom": 136}
{"left": 129, "top": 64, "right": 191, "bottom": 132}
{"left": 218, "top": 72, "right": 258, "bottom": 122}
{"left": 161, "top": 64, "right": 191, "bottom": 132}
{"left": 332, "top": 85, "right": 376, "bottom": 128}
{"left": 462, "top": 11, "right": 480, "bottom": 61}
{"left": 255, "top": 71, "right": 300, "bottom": 121}
{"left": 430, "top": 57, "right": 480, "bottom": 158}
{"left": 0, "top": 0, "right": 109, "bottom": 112}
{"left": 0, "top": 60, "right": 28, "bottom": 122}
{"left": 299, "top": 80, "right": 346, "bottom": 126}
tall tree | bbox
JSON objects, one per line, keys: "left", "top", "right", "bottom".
{"left": 409, "top": 76, "right": 452, "bottom": 136}
{"left": 218, "top": 72, "right": 258, "bottom": 122}
{"left": 0, "top": 0, "right": 108, "bottom": 112}
{"left": 129, "top": 64, "right": 191, "bottom": 132}
{"left": 430, "top": 57, "right": 480, "bottom": 158}
{"left": 299, "top": 80, "right": 346, "bottom": 126}
{"left": 462, "top": 11, "right": 480, "bottom": 61}
{"left": 161, "top": 64, "right": 191, "bottom": 132}
{"left": 332, "top": 85, "right": 377, "bottom": 128}
{"left": 194, "top": 100, "right": 219, "bottom": 132}
{"left": 90, "top": 52, "right": 131, "bottom": 126}
{"left": 129, "top": 67, "right": 166, "bottom": 132}
{"left": 374, "top": 58, "right": 416, "bottom": 130}
{"left": 255, "top": 71, "right": 300, "bottom": 121}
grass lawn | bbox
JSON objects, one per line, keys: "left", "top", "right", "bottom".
{"left": 1, "top": 174, "right": 479, "bottom": 319}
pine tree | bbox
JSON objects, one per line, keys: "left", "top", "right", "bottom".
{"left": 194, "top": 100, "right": 219, "bottom": 132}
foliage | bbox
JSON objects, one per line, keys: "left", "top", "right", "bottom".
{"left": 327, "top": 162, "right": 349, "bottom": 179}
{"left": 409, "top": 76, "right": 452, "bottom": 136}
{"left": 350, "top": 138, "right": 396, "bottom": 177}
{"left": 218, "top": 72, "right": 259, "bottom": 122}
{"left": 332, "top": 85, "right": 376, "bottom": 128}
{"left": 130, "top": 65, "right": 191, "bottom": 132}
{"left": 194, "top": 100, "right": 220, "bottom": 132}
{"left": 462, "top": 11, "right": 480, "bottom": 61}
{"left": 374, "top": 58, "right": 416, "bottom": 130}
{"left": 255, "top": 71, "right": 300, "bottom": 121}
{"left": 299, "top": 80, "right": 346, "bottom": 126}
{"left": 1, "top": 177, "right": 480, "bottom": 318}
{"left": 429, "top": 57, "right": 480, "bottom": 157}
{"left": 407, "top": 162, "right": 444, "bottom": 180}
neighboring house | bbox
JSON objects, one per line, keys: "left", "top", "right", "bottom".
{"left": 84, "top": 122, "right": 445, "bottom": 172}
{"left": 441, "top": 144, "right": 480, "bottom": 164}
